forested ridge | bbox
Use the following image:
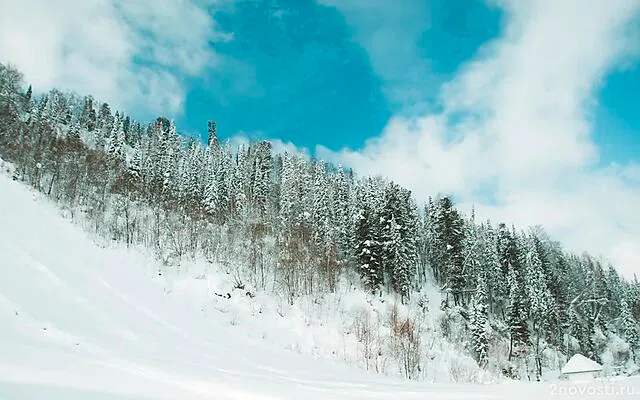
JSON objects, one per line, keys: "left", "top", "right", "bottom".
{"left": 1, "top": 62, "right": 639, "bottom": 380}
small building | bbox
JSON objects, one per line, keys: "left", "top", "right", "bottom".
{"left": 561, "top": 354, "right": 603, "bottom": 381}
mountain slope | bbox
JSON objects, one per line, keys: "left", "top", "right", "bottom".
{"left": 0, "top": 170, "right": 636, "bottom": 399}
{"left": 0, "top": 170, "right": 453, "bottom": 399}
{"left": 2, "top": 60, "right": 639, "bottom": 386}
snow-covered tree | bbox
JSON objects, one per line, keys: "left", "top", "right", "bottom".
{"left": 524, "top": 234, "right": 554, "bottom": 380}
{"left": 620, "top": 297, "right": 640, "bottom": 362}
{"left": 107, "top": 113, "right": 125, "bottom": 159}
{"left": 432, "top": 196, "right": 465, "bottom": 306}
{"left": 356, "top": 204, "right": 382, "bottom": 294}
{"left": 506, "top": 265, "right": 528, "bottom": 361}
{"left": 469, "top": 274, "right": 490, "bottom": 368}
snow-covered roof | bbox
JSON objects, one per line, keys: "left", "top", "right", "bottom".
{"left": 561, "top": 354, "right": 603, "bottom": 374}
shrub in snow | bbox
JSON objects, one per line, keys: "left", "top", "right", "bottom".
{"left": 351, "top": 307, "right": 380, "bottom": 371}
{"left": 600, "top": 332, "right": 632, "bottom": 374}
{"left": 417, "top": 293, "right": 430, "bottom": 314}
{"left": 438, "top": 306, "right": 467, "bottom": 346}
{"left": 389, "top": 304, "right": 422, "bottom": 379}
{"left": 449, "top": 358, "right": 484, "bottom": 383}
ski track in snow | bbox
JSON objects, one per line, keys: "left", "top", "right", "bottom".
{"left": 1, "top": 172, "right": 639, "bottom": 399}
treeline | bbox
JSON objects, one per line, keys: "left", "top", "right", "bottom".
{"left": 1, "top": 62, "right": 639, "bottom": 379}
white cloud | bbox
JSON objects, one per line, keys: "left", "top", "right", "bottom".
{"left": 320, "top": 0, "right": 640, "bottom": 279}
{"left": 0, "top": 0, "right": 231, "bottom": 116}
{"left": 317, "top": 0, "right": 433, "bottom": 108}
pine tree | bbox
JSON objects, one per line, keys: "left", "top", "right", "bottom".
{"left": 578, "top": 256, "right": 607, "bottom": 362}
{"left": 462, "top": 211, "right": 482, "bottom": 304}
{"left": 207, "top": 120, "right": 219, "bottom": 148}
{"left": 402, "top": 195, "right": 420, "bottom": 292}
{"left": 97, "top": 102, "right": 113, "bottom": 134}
{"left": 179, "top": 139, "right": 204, "bottom": 215}
{"left": 480, "top": 222, "right": 504, "bottom": 315}
{"left": 524, "top": 234, "right": 554, "bottom": 380}
{"left": 469, "top": 274, "right": 490, "bottom": 368}
{"left": 25, "top": 84, "right": 32, "bottom": 104}
{"left": 251, "top": 141, "right": 272, "bottom": 217}
{"left": 233, "top": 144, "right": 248, "bottom": 217}
{"left": 506, "top": 265, "right": 528, "bottom": 361}
{"left": 419, "top": 196, "right": 436, "bottom": 285}
{"left": 620, "top": 297, "right": 640, "bottom": 362}
{"left": 79, "top": 96, "right": 94, "bottom": 131}
{"left": 312, "top": 160, "right": 333, "bottom": 250}
{"left": 215, "top": 143, "right": 233, "bottom": 220}
{"left": 333, "top": 164, "right": 350, "bottom": 262}
{"left": 278, "top": 151, "right": 297, "bottom": 264}
{"left": 356, "top": 205, "right": 382, "bottom": 294}
{"left": 122, "top": 115, "right": 131, "bottom": 141}
{"left": 128, "top": 121, "right": 143, "bottom": 146}
{"left": 375, "top": 182, "right": 417, "bottom": 301}
{"left": 203, "top": 178, "right": 219, "bottom": 219}
{"left": 496, "top": 223, "right": 517, "bottom": 299}
{"left": 389, "top": 215, "right": 410, "bottom": 300}
{"left": 433, "top": 196, "right": 466, "bottom": 306}
{"left": 107, "top": 113, "right": 125, "bottom": 159}
{"left": 605, "top": 266, "right": 624, "bottom": 319}
{"left": 129, "top": 142, "right": 143, "bottom": 178}
{"left": 380, "top": 182, "right": 401, "bottom": 286}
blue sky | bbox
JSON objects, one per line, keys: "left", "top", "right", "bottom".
{"left": 178, "top": 0, "right": 505, "bottom": 151}
{"left": 594, "top": 65, "right": 640, "bottom": 165}
{"left": 180, "top": 0, "right": 389, "bottom": 150}
{"left": 173, "top": 0, "right": 640, "bottom": 170}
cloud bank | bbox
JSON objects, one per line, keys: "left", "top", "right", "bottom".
{"left": 319, "top": 0, "right": 640, "bottom": 279}
{"left": 0, "top": 0, "right": 231, "bottom": 116}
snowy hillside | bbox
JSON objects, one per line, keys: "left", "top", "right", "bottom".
{"left": 3, "top": 61, "right": 640, "bottom": 387}
{"left": 0, "top": 165, "right": 638, "bottom": 399}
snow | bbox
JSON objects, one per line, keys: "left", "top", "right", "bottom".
{"left": 561, "top": 354, "right": 603, "bottom": 374}
{"left": 0, "top": 168, "right": 639, "bottom": 399}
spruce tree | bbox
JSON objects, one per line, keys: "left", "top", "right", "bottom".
{"left": 279, "top": 152, "right": 296, "bottom": 230}
{"left": 356, "top": 205, "right": 382, "bottom": 294}
{"left": 620, "top": 297, "right": 640, "bottom": 362}
{"left": 312, "top": 160, "right": 333, "bottom": 249}
{"left": 524, "top": 234, "right": 554, "bottom": 380}
{"left": 333, "top": 164, "right": 350, "bottom": 262}
{"left": 207, "top": 120, "right": 219, "bottom": 148}
{"left": 107, "top": 113, "right": 125, "bottom": 159}
{"left": 506, "top": 265, "right": 528, "bottom": 360}
{"left": 203, "top": 178, "right": 219, "bottom": 219}
{"left": 470, "top": 274, "right": 490, "bottom": 368}
{"left": 233, "top": 144, "right": 248, "bottom": 218}
{"left": 97, "top": 102, "right": 113, "bottom": 135}
{"left": 389, "top": 216, "right": 410, "bottom": 301}
{"left": 216, "top": 143, "right": 234, "bottom": 220}
{"left": 251, "top": 141, "right": 272, "bottom": 217}
{"left": 433, "top": 196, "right": 465, "bottom": 306}
{"left": 480, "top": 222, "right": 503, "bottom": 315}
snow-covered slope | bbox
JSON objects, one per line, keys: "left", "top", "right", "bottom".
{"left": 0, "top": 171, "right": 637, "bottom": 399}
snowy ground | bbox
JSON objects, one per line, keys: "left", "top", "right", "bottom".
{"left": 157, "top": 248, "right": 488, "bottom": 384}
{"left": 1, "top": 171, "right": 639, "bottom": 399}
